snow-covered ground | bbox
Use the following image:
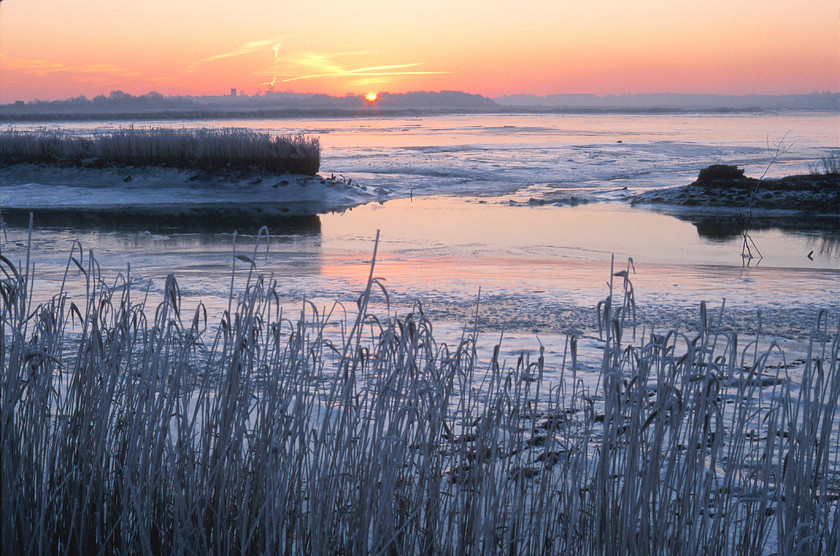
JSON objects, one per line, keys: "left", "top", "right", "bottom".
{"left": 0, "top": 163, "right": 385, "bottom": 217}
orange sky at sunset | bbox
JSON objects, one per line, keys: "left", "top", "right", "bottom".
{"left": 0, "top": 0, "right": 837, "bottom": 103}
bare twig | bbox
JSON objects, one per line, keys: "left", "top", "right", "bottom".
{"left": 740, "top": 133, "right": 793, "bottom": 264}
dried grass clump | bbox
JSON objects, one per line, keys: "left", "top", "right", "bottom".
{"left": 0, "top": 126, "right": 320, "bottom": 175}
{"left": 0, "top": 236, "right": 837, "bottom": 554}
{"left": 809, "top": 152, "right": 840, "bottom": 176}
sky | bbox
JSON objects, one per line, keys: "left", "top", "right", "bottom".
{"left": 0, "top": 0, "right": 838, "bottom": 103}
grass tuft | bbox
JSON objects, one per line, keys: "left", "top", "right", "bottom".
{"left": 809, "top": 152, "right": 840, "bottom": 176}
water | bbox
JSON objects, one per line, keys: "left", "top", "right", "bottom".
{"left": 1, "top": 112, "right": 838, "bottom": 357}
{"left": 312, "top": 112, "right": 838, "bottom": 199}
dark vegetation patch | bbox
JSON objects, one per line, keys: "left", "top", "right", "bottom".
{"left": 633, "top": 163, "right": 840, "bottom": 213}
{"left": 695, "top": 163, "right": 747, "bottom": 185}
{"left": 691, "top": 164, "right": 839, "bottom": 194}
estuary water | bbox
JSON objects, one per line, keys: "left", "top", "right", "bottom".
{"left": 1, "top": 112, "right": 838, "bottom": 365}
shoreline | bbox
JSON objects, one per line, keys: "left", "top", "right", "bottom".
{"left": 2, "top": 103, "right": 837, "bottom": 124}
{"left": 0, "top": 162, "right": 385, "bottom": 230}
{"left": 2, "top": 160, "right": 837, "bottom": 234}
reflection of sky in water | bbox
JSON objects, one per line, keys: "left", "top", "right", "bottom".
{"left": 323, "top": 197, "right": 838, "bottom": 270}
{"left": 1, "top": 197, "right": 836, "bottom": 350}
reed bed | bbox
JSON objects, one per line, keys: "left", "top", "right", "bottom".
{"left": 0, "top": 127, "right": 320, "bottom": 175}
{"left": 0, "top": 237, "right": 837, "bottom": 555}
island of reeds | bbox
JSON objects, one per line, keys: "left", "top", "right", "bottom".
{"left": 0, "top": 238, "right": 838, "bottom": 554}
{"left": 0, "top": 127, "right": 320, "bottom": 175}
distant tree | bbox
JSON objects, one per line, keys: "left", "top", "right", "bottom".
{"left": 68, "top": 95, "right": 90, "bottom": 105}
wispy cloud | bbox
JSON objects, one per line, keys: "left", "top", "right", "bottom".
{"left": 277, "top": 53, "right": 447, "bottom": 85}
{"left": 0, "top": 53, "right": 187, "bottom": 94}
{"left": 282, "top": 64, "right": 446, "bottom": 83}
{"left": 0, "top": 54, "right": 139, "bottom": 79}
{"left": 187, "top": 40, "right": 279, "bottom": 72}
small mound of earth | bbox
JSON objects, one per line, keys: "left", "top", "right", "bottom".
{"left": 632, "top": 165, "right": 839, "bottom": 213}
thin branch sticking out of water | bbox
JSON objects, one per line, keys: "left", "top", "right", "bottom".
{"left": 740, "top": 133, "right": 793, "bottom": 265}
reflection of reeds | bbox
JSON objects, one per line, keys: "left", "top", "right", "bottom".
{"left": 0, "top": 126, "right": 321, "bottom": 175}
{"left": 1, "top": 239, "right": 837, "bottom": 554}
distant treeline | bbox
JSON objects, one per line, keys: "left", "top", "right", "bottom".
{"left": 0, "top": 90, "right": 494, "bottom": 121}
{"left": 1, "top": 90, "right": 836, "bottom": 122}
{"left": 498, "top": 92, "right": 840, "bottom": 111}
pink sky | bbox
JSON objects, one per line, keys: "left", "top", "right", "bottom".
{"left": 0, "top": 0, "right": 837, "bottom": 103}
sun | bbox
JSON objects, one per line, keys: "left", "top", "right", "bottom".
{"left": 364, "top": 92, "right": 378, "bottom": 103}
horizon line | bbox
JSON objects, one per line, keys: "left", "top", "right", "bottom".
{"left": 3, "top": 89, "right": 839, "bottom": 105}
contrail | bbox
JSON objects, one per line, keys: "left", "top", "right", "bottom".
{"left": 187, "top": 40, "right": 276, "bottom": 72}
{"left": 283, "top": 63, "right": 447, "bottom": 83}
{"left": 267, "top": 43, "right": 282, "bottom": 92}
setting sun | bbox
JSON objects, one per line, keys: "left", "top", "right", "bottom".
{"left": 365, "top": 92, "right": 378, "bottom": 103}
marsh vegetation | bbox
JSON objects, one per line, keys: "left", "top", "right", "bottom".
{"left": 0, "top": 127, "right": 321, "bottom": 175}
{"left": 0, "top": 232, "right": 837, "bottom": 555}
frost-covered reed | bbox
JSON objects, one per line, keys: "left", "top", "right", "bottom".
{"left": 0, "top": 238, "right": 837, "bottom": 554}
{"left": 0, "top": 126, "right": 321, "bottom": 175}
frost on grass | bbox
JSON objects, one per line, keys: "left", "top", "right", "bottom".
{"left": 0, "top": 240, "right": 838, "bottom": 554}
{"left": 0, "top": 126, "right": 321, "bottom": 175}
{"left": 0, "top": 128, "right": 389, "bottom": 226}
